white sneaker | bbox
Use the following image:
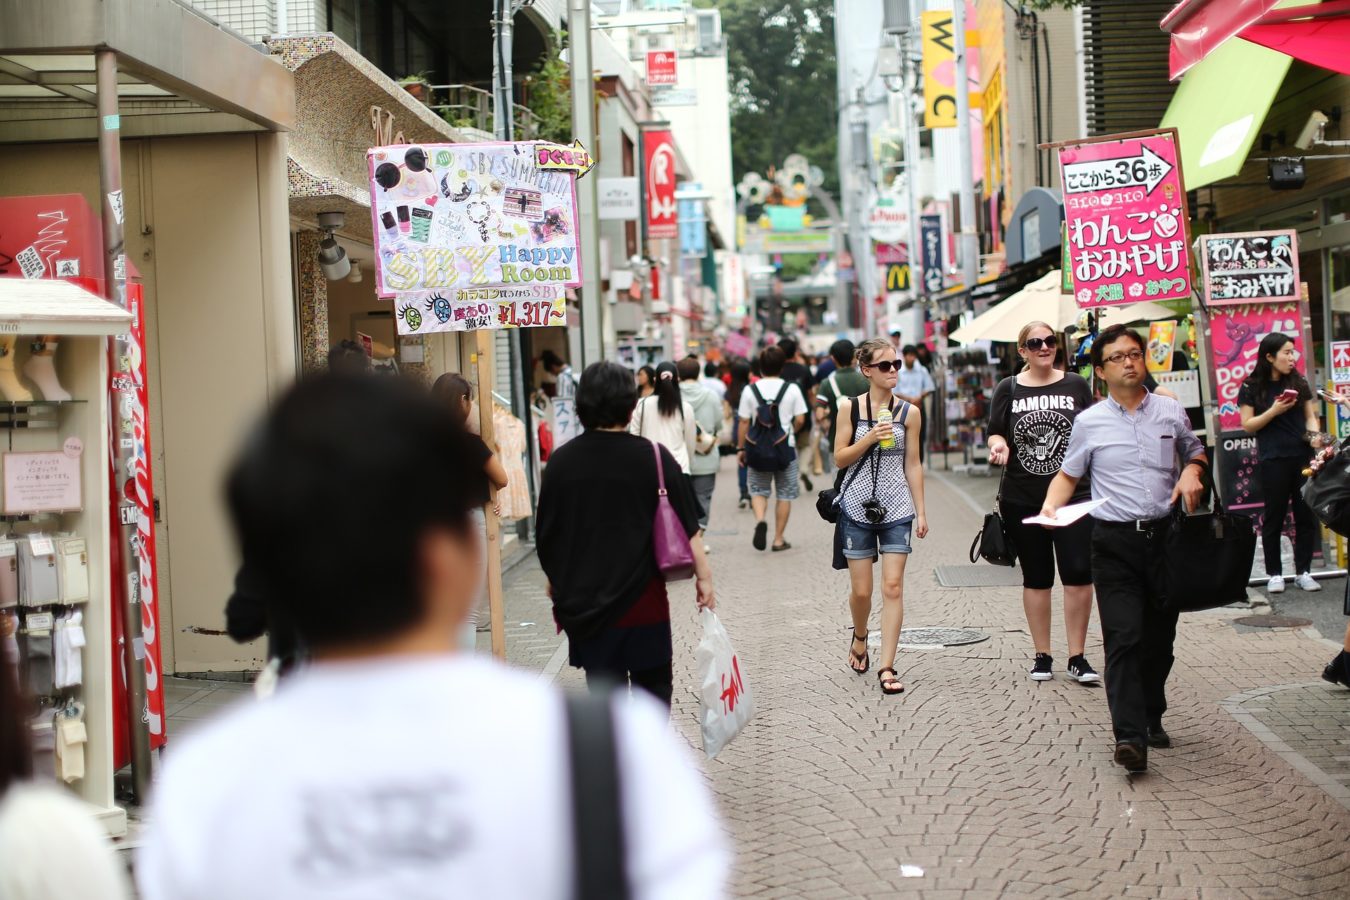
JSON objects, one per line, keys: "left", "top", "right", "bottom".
{"left": 1267, "top": 575, "right": 1286, "bottom": 594}
{"left": 1296, "top": 572, "right": 1322, "bottom": 592}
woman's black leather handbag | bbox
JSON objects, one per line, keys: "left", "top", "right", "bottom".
{"left": 969, "top": 467, "right": 1017, "bottom": 567}
{"left": 1163, "top": 494, "right": 1256, "bottom": 612}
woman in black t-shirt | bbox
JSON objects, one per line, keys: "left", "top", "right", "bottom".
{"left": 1238, "top": 332, "right": 1324, "bottom": 595}
{"left": 987, "top": 321, "right": 1100, "bottom": 685}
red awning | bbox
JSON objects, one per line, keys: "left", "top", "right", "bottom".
{"left": 1239, "top": 1, "right": 1350, "bottom": 74}
{"left": 1161, "top": 0, "right": 1282, "bottom": 80}
{"left": 1161, "top": 0, "right": 1349, "bottom": 80}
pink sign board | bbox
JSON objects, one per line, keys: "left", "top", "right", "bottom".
{"left": 1208, "top": 301, "right": 1308, "bottom": 432}
{"left": 3, "top": 451, "right": 83, "bottom": 514}
{"left": 1058, "top": 129, "right": 1192, "bottom": 309}
{"left": 724, "top": 332, "right": 753, "bottom": 360}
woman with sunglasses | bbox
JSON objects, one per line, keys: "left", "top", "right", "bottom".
{"left": 833, "top": 338, "right": 928, "bottom": 696}
{"left": 987, "top": 321, "right": 1101, "bottom": 684}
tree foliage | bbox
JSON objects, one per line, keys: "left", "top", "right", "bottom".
{"left": 698, "top": 0, "right": 839, "bottom": 196}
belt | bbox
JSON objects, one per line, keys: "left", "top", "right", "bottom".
{"left": 1096, "top": 515, "right": 1171, "bottom": 533}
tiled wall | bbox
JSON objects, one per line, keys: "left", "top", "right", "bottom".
{"left": 186, "top": 0, "right": 325, "bottom": 43}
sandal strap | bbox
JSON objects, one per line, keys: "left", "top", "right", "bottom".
{"left": 878, "top": 667, "right": 898, "bottom": 679}
{"left": 852, "top": 630, "right": 867, "bottom": 643}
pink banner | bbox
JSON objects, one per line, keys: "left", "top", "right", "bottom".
{"left": 1209, "top": 301, "right": 1308, "bottom": 432}
{"left": 1059, "top": 130, "right": 1192, "bottom": 309}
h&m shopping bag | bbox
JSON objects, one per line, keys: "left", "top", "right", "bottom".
{"left": 695, "top": 609, "right": 755, "bottom": 759}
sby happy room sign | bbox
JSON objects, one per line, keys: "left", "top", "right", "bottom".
{"left": 367, "top": 142, "right": 583, "bottom": 333}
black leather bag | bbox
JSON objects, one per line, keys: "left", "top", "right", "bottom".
{"left": 1303, "top": 439, "right": 1350, "bottom": 537}
{"left": 1162, "top": 495, "right": 1256, "bottom": 612}
{"left": 969, "top": 466, "right": 1017, "bottom": 567}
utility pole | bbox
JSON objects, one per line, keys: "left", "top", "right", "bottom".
{"left": 953, "top": 0, "right": 979, "bottom": 292}
{"left": 569, "top": 0, "right": 605, "bottom": 367}
{"left": 904, "top": 0, "right": 924, "bottom": 310}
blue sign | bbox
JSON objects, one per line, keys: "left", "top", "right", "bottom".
{"left": 920, "top": 215, "right": 944, "bottom": 295}
{"left": 679, "top": 183, "right": 707, "bottom": 258}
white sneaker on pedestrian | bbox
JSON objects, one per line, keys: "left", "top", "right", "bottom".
{"left": 1267, "top": 575, "right": 1285, "bottom": 594}
{"left": 1296, "top": 572, "right": 1322, "bottom": 592}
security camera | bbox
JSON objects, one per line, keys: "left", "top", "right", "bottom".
{"left": 1295, "top": 110, "right": 1329, "bottom": 151}
{"left": 317, "top": 235, "right": 350, "bottom": 280}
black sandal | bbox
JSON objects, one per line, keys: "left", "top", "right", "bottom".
{"left": 849, "top": 631, "right": 869, "bottom": 675}
{"left": 878, "top": 667, "right": 904, "bottom": 695}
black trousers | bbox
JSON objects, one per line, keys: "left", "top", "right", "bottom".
{"left": 1091, "top": 524, "right": 1181, "bottom": 747}
{"left": 1259, "top": 455, "right": 1316, "bottom": 576}
{"left": 584, "top": 661, "right": 673, "bottom": 709}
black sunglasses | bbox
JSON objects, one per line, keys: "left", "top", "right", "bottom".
{"left": 1024, "top": 336, "right": 1058, "bottom": 351}
{"left": 864, "top": 360, "right": 899, "bottom": 373}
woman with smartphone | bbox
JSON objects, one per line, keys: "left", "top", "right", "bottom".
{"left": 1239, "top": 332, "right": 1324, "bottom": 594}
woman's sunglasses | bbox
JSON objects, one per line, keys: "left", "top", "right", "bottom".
{"left": 1023, "top": 336, "right": 1058, "bottom": 351}
{"left": 864, "top": 360, "right": 899, "bottom": 373}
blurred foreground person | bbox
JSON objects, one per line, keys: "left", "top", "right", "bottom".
{"left": 139, "top": 375, "right": 728, "bottom": 899}
{"left": 538, "top": 362, "right": 716, "bottom": 709}
{"left": 0, "top": 640, "right": 129, "bottom": 900}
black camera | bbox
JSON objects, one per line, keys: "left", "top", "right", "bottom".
{"left": 861, "top": 499, "right": 887, "bottom": 525}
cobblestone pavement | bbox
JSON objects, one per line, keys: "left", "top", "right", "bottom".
{"left": 510, "top": 457, "right": 1350, "bottom": 897}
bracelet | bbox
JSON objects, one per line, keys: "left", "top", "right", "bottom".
{"left": 1186, "top": 458, "right": 1209, "bottom": 471}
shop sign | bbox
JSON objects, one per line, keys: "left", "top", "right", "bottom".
{"left": 1332, "top": 341, "right": 1350, "bottom": 383}
{"left": 642, "top": 129, "right": 679, "bottom": 240}
{"left": 740, "top": 228, "right": 833, "bottom": 255}
{"left": 1208, "top": 301, "right": 1308, "bottom": 432}
{"left": 885, "top": 264, "right": 911, "bottom": 292}
{"left": 650, "top": 86, "right": 698, "bottom": 107}
{"left": 646, "top": 49, "right": 678, "bottom": 86}
{"left": 1216, "top": 430, "right": 1262, "bottom": 515}
{"left": 1199, "top": 229, "right": 1299, "bottom": 306}
{"left": 1154, "top": 370, "right": 1200, "bottom": 408}
{"left": 725, "top": 332, "right": 753, "bottom": 359}
{"left": 3, "top": 451, "right": 82, "bottom": 514}
{"left": 875, "top": 243, "right": 907, "bottom": 265}
{"left": 868, "top": 201, "right": 908, "bottom": 245}
{"left": 1058, "top": 129, "right": 1191, "bottom": 308}
{"left": 920, "top": 214, "right": 944, "bottom": 295}
{"left": 391, "top": 285, "right": 566, "bottom": 336}
{"left": 597, "top": 177, "right": 640, "bottom": 220}
{"left": 366, "top": 142, "right": 583, "bottom": 298}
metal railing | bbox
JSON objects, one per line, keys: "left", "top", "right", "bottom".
{"left": 428, "top": 82, "right": 541, "bottom": 140}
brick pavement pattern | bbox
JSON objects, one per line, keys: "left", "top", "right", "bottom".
{"left": 513, "top": 458, "right": 1350, "bottom": 897}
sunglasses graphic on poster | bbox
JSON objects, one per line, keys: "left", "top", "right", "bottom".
{"left": 367, "top": 142, "right": 584, "bottom": 333}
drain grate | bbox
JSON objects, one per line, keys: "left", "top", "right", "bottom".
{"left": 869, "top": 626, "right": 990, "bottom": 649}
{"left": 934, "top": 565, "right": 1024, "bottom": 588}
{"left": 1234, "top": 615, "right": 1313, "bottom": 628}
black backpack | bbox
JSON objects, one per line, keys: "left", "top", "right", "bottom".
{"left": 744, "top": 382, "right": 795, "bottom": 471}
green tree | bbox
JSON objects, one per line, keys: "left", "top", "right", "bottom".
{"left": 698, "top": 0, "right": 839, "bottom": 196}
{"left": 523, "top": 32, "right": 574, "bottom": 145}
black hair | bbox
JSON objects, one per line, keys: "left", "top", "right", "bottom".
{"left": 652, "top": 361, "right": 683, "bottom": 417}
{"left": 1244, "top": 332, "right": 1312, "bottom": 402}
{"left": 677, "top": 357, "right": 701, "bottom": 381}
{"left": 901, "top": 344, "right": 918, "bottom": 357}
{"left": 327, "top": 340, "right": 368, "bottom": 374}
{"left": 540, "top": 349, "right": 564, "bottom": 371}
{"left": 0, "top": 633, "right": 31, "bottom": 798}
{"left": 777, "top": 337, "right": 799, "bottom": 359}
{"left": 577, "top": 361, "right": 640, "bottom": 429}
{"left": 760, "top": 345, "right": 786, "bottom": 377}
{"left": 704, "top": 361, "right": 720, "bottom": 379}
{"left": 749, "top": 356, "right": 762, "bottom": 377}
{"left": 637, "top": 365, "right": 656, "bottom": 387}
{"left": 225, "top": 374, "right": 488, "bottom": 649}
{"left": 727, "top": 360, "right": 751, "bottom": 408}
{"left": 830, "top": 339, "right": 856, "bottom": 368}
{"left": 1090, "top": 324, "right": 1147, "bottom": 369}
{"left": 432, "top": 372, "right": 473, "bottom": 426}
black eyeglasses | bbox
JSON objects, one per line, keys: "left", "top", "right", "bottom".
{"left": 864, "top": 360, "right": 898, "bottom": 373}
{"left": 1104, "top": 350, "right": 1145, "bottom": 365}
{"left": 1024, "top": 336, "right": 1058, "bottom": 351}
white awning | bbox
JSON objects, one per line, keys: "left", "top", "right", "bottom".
{"left": 0, "top": 278, "right": 133, "bottom": 336}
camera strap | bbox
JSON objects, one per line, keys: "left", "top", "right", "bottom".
{"left": 865, "top": 393, "right": 897, "bottom": 502}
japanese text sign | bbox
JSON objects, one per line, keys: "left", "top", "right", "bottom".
{"left": 1331, "top": 341, "right": 1350, "bottom": 383}
{"left": 1058, "top": 129, "right": 1192, "bottom": 308}
{"left": 920, "top": 214, "right": 944, "bottom": 295}
{"left": 1209, "top": 301, "right": 1308, "bottom": 432}
{"left": 646, "top": 50, "right": 678, "bottom": 86}
{"left": 643, "top": 129, "right": 679, "bottom": 241}
{"left": 366, "top": 142, "right": 582, "bottom": 299}
{"left": 4, "top": 451, "right": 82, "bottom": 514}
{"left": 1199, "top": 229, "right": 1299, "bottom": 306}
{"left": 391, "top": 285, "right": 565, "bottom": 337}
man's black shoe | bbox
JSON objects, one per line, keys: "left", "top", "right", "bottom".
{"left": 801, "top": 472, "right": 814, "bottom": 491}
{"left": 1113, "top": 742, "right": 1147, "bottom": 773}
{"left": 1323, "top": 651, "right": 1350, "bottom": 688}
{"left": 1147, "top": 725, "right": 1171, "bottom": 749}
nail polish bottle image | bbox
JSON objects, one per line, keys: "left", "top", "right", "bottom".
{"left": 381, "top": 211, "right": 399, "bottom": 243}
{"left": 410, "top": 208, "right": 433, "bottom": 243}
{"left": 397, "top": 206, "right": 411, "bottom": 234}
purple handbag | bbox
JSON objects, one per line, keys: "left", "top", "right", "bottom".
{"left": 650, "top": 441, "right": 695, "bottom": 581}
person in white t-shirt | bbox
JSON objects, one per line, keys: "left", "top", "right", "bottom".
{"left": 137, "top": 375, "right": 729, "bottom": 900}
{"left": 737, "top": 345, "right": 808, "bottom": 552}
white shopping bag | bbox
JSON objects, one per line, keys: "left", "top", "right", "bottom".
{"left": 695, "top": 609, "right": 755, "bottom": 759}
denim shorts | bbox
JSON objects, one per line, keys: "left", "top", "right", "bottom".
{"left": 840, "top": 514, "right": 913, "bottom": 559}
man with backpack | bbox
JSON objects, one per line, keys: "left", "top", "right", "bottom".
{"left": 737, "top": 345, "right": 808, "bottom": 552}
{"left": 815, "top": 339, "right": 869, "bottom": 454}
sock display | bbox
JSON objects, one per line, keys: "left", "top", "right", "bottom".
{"left": 0, "top": 335, "right": 33, "bottom": 403}
{"left": 23, "top": 339, "right": 71, "bottom": 402}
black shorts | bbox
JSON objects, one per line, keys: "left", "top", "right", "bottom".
{"left": 1001, "top": 501, "right": 1094, "bottom": 591}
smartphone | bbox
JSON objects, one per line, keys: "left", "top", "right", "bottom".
{"left": 1279, "top": 389, "right": 1301, "bottom": 403}
{"left": 1320, "top": 388, "right": 1348, "bottom": 405}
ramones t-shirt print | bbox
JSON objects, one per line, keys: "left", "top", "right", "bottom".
{"left": 988, "top": 372, "right": 1094, "bottom": 507}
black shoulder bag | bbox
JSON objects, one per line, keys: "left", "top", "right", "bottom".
{"left": 566, "top": 688, "right": 629, "bottom": 900}
{"left": 1163, "top": 481, "right": 1256, "bottom": 612}
{"left": 969, "top": 378, "right": 1017, "bottom": 567}
{"left": 815, "top": 395, "right": 868, "bottom": 523}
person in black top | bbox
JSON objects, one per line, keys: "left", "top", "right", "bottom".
{"left": 536, "top": 361, "right": 715, "bottom": 709}
{"left": 778, "top": 338, "right": 819, "bottom": 486}
{"left": 1238, "top": 332, "right": 1325, "bottom": 595}
{"left": 987, "top": 321, "right": 1101, "bottom": 684}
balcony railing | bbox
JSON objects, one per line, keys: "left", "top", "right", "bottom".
{"left": 428, "top": 83, "right": 541, "bottom": 141}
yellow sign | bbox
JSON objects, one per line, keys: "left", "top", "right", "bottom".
{"left": 533, "top": 140, "right": 596, "bottom": 178}
{"left": 885, "top": 264, "right": 911, "bottom": 292}
{"left": 1147, "top": 321, "right": 1177, "bottom": 373}
{"left": 922, "top": 11, "right": 982, "bottom": 129}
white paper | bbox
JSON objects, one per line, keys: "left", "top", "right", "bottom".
{"left": 1022, "top": 498, "right": 1109, "bottom": 528}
